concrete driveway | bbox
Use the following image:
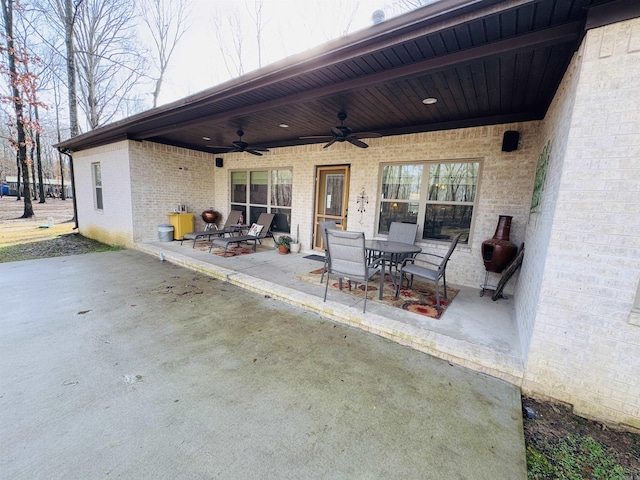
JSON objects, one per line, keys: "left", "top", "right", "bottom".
{"left": 0, "top": 250, "right": 526, "bottom": 479}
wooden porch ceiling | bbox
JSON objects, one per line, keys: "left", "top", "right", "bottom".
{"left": 57, "top": 0, "right": 636, "bottom": 155}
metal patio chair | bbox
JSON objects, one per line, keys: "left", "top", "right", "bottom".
{"left": 395, "top": 232, "right": 463, "bottom": 306}
{"left": 318, "top": 220, "right": 338, "bottom": 283}
{"left": 384, "top": 222, "right": 419, "bottom": 272}
{"left": 323, "top": 229, "right": 382, "bottom": 313}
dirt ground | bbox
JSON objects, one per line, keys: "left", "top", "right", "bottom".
{"left": 2, "top": 195, "right": 639, "bottom": 477}
{"left": 0, "top": 196, "right": 76, "bottom": 247}
{"left": 523, "top": 397, "right": 639, "bottom": 477}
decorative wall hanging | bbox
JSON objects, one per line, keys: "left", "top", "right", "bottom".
{"left": 530, "top": 140, "right": 551, "bottom": 213}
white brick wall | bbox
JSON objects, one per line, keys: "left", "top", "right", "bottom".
{"left": 76, "top": 128, "right": 537, "bottom": 289}
{"left": 74, "top": 142, "right": 135, "bottom": 247}
{"left": 214, "top": 124, "right": 538, "bottom": 292}
{"left": 129, "top": 141, "right": 218, "bottom": 242}
{"left": 522, "top": 18, "right": 640, "bottom": 429}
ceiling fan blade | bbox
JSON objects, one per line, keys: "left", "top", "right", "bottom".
{"left": 347, "top": 137, "right": 369, "bottom": 148}
{"left": 300, "top": 135, "right": 333, "bottom": 140}
{"left": 352, "top": 132, "right": 382, "bottom": 139}
{"left": 323, "top": 139, "right": 337, "bottom": 149}
{"left": 245, "top": 149, "right": 264, "bottom": 156}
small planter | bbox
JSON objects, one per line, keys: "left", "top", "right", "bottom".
{"left": 274, "top": 235, "right": 292, "bottom": 254}
{"left": 290, "top": 242, "right": 301, "bottom": 253}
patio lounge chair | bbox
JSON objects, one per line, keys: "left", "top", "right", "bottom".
{"left": 181, "top": 210, "right": 243, "bottom": 248}
{"left": 395, "top": 232, "right": 463, "bottom": 306}
{"left": 323, "top": 229, "right": 382, "bottom": 313}
{"left": 209, "top": 213, "right": 274, "bottom": 254}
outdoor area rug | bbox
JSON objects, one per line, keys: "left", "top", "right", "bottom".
{"left": 297, "top": 268, "right": 458, "bottom": 320}
{"left": 192, "top": 242, "right": 271, "bottom": 258}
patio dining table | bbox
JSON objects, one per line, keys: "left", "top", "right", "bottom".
{"left": 365, "top": 240, "right": 422, "bottom": 300}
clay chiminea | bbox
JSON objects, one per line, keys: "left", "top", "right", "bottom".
{"left": 482, "top": 215, "right": 517, "bottom": 273}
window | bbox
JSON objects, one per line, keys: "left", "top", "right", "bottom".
{"left": 92, "top": 163, "right": 103, "bottom": 210}
{"left": 378, "top": 161, "right": 479, "bottom": 243}
{"left": 230, "top": 168, "right": 292, "bottom": 232}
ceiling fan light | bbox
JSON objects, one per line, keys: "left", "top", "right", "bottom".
{"left": 202, "top": 136, "right": 211, "bottom": 141}
{"left": 422, "top": 97, "right": 438, "bottom": 105}
{"left": 279, "top": 123, "right": 289, "bottom": 128}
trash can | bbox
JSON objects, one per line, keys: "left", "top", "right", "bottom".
{"left": 158, "top": 224, "right": 174, "bottom": 242}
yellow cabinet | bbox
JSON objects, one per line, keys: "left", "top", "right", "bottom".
{"left": 168, "top": 213, "right": 194, "bottom": 240}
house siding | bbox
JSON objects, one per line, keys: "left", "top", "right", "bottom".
{"left": 212, "top": 122, "right": 537, "bottom": 295}
{"left": 74, "top": 142, "right": 135, "bottom": 247}
{"left": 128, "top": 141, "right": 218, "bottom": 242}
{"left": 522, "top": 18, "right": 640, "bottom": 430}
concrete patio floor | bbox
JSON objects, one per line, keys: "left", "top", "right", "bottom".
{"left": 1, "top": 250, "right": 526, "bottom": 479}
{"left": 138, "top": 240, "right": 525, "bottom": 385}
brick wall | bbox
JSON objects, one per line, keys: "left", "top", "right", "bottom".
{"left": 129, "top": 141, "right": 218, "bottom": 242}
{"left": 522, "top": 18, "right": 640, "bottom": 429}
{"left": 213, "top": 123, "right": 538, "bottom": 292}
{"left": 74, "top": 142, "right": 135, "bottom": 247}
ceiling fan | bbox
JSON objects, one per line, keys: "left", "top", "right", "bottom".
{"left": 301, "top": 112, "right": 382, "bottom": 149}
{"left": 206, "top": 129, "right": 269, "bottom": 156}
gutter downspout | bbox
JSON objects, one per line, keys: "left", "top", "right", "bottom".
{"left": 58, "top": 148, "right": 78, "bottom": 230}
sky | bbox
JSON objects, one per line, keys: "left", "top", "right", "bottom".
{"left": 153, "top": 0, "right": 403, "bottom": 106}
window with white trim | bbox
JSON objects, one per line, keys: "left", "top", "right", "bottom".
{"left": 231, "top": 168, "right": 292, "bottom": 232}
{"left": 378, "top": 160, "right": 480, "bottom": 243}
{"left": 92, "top": 163, "right": 103, "bottom": 210}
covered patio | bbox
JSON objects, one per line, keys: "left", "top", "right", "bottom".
{"left": 55, "top": 0, "right": 640, "bottom": 428}
{"left": 137, "top": 239, "right": 523, "bottom": 384}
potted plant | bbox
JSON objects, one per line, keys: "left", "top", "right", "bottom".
{"left": 290, "top": 225, "right": 301, "bottom": 253}
{"left": 274, "top": 235, "right": 291, "bottom": 254}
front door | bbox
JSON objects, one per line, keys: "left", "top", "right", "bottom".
{"left": 313, "top": 165, "right": 350, "bottom": 250}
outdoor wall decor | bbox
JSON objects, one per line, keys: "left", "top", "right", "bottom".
{"left": 530, "top": 140, "right": 551, "bottom": 213}
{"left": 357, "top": 188, "right": 369, "bottom": 225}
{"left": 357, "top": 188, "right": 368, "bottom": 213}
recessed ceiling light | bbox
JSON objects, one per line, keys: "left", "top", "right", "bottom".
{"left": 279, "top": 123, "right": 289, "bottom": 128}
{"left": 422, "top": 97, "right": 438, "bottom": 105}
{"left": 202, "top": 136, "right": 211, "bottom": 141}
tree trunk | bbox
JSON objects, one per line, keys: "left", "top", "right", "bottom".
{"left": 59, "top": 151, "right": 66, "bottom": 200}
{"left": 15, "top": 152, "right": 21, "bottom": 200}
{"left": 35, "top": 106, "right": 45, "bottom": 203}
{"left": 30, "top": 146, "right": 37, "bottom": 200}
{"left": 53, "top": 81, "right": 66, "bottom": 200}
{"left": 65, "top": 0, "right": 79, "bottom": 138}
{"left": 64, "top": 0, "right": 78, "bottom": 225}
{"left": 1, "top": 0, "right": 33, "bottom": 217}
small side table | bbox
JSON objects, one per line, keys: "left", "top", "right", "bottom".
{"left": 168, "top": 213, "right": 194, "bottom": 240}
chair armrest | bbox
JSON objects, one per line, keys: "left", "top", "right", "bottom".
{"left": 401, "top": 254, "right": 441, "bottom": 269}
{"left": 368, "top": 257, "right": 385, "bottom": 268}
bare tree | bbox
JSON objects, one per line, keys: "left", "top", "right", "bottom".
{"left": 246, "top": 0, "right": 265, "bottom": 69}
{"left": 139, "top": 0, "right": 190, "bottom": 108}
{"left": 213, "top": 10, "right": 245, "bottom": 78}
{"left": 73, "top": 0, "right": 147, "bottom": 129}
{"left": 0, "top": 0, "right": 34, "bottom": 217}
